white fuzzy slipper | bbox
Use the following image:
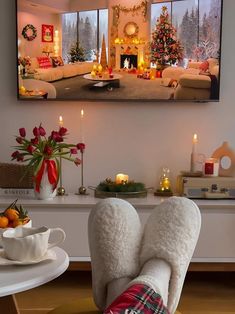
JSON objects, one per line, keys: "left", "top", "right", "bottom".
{"left": 139, "top": 197, "right": 201, "bottom": 314}
{"left": 88, "top": 198, "right": 142, "bottom": 310}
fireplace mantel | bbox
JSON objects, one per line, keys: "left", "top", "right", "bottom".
{"left": 115, "top": 44, "right": 145, "bottom": 70}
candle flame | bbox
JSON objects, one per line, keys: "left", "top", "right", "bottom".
{"left": 59, "top": 116, "right": 63, "bottom": 127}
{"left": 81, "top": 109, "right": 84, "bottom": 118}
{"left": 193, "top": 133, "right": 198, "bottom": 142}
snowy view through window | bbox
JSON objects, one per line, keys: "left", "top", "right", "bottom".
{"left": 62, "top": 9, "right": 108, "bottom": 63}
{"left": 151, "top": 0, "right": 221, "bottom": 61}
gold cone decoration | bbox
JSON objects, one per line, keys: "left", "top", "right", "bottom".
{"left": 100, "top": 34, "right": 107, "bottom": 68}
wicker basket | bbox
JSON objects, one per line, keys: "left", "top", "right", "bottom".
{"left": 0, "top": 163, "right": 33, "bottom": 188}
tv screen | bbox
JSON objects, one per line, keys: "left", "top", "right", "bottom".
{"left": 16, "top": 0, "right": 223, "bottom": 102}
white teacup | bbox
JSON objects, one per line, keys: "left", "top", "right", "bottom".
{"left": 2, "top": 226, "right": 66, "bottom": 262}
{"left": 0, "top": 219, "right": 32, "bottom": 247}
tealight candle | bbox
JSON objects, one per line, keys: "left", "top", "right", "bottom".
{"left": 115, "top": 173, "right": 129, "bottom": 184}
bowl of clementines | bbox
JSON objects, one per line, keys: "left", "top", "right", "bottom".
{"left": 0, "top": 199, "right": 31, "bottom": 246}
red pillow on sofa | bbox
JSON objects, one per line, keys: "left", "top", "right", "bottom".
{"left": 199, "top": 60, "right": 209, "bottom": 72}
{"left": 37, "top": 57, "right": 52, "bottom": 69}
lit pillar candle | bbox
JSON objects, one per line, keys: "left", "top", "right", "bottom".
{"left": 59, "top": 115, "right": 63, "bottom": 127}
{"left": 80, "top": 109, "right": 84, "bottom": 142}
{"left": 115, "top": 173, "right": 129, "bottom": 184}
{"left": 190, "top": 133, "right": 198, "bottom": 172}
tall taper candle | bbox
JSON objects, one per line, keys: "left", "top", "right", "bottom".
{"left": 80, "top": 109, "right": 84, "bottom": 143}
{"left": 57, "top": 115, "right": 65, "bottom": 196}
{"left": 190, "top": 133, "right": 198, "bottom": 173}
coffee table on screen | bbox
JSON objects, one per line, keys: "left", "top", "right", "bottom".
{"left": 0, "top": 247, "right": 69, "bottom": 314}
{"left": 83, "top": 73, "right": 122, "bottom": 89}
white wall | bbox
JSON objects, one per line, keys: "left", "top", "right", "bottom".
{"left": 0, "top": 0, "right": 234, "bottom": 194}
{"left": 18, "top": 9, "right": 60, "bottom": 58}
{"left": 70, "top": 0, "right": 108, "bottom": 11}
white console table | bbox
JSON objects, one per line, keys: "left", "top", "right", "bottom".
{"left": 0, "top": 194, "right": 235, "bottom": 269}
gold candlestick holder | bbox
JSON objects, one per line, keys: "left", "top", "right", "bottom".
{"left": 57, "top": 155, "right": 66, "bottom": 196}
{"left": 78, "top": 150, "right": 87, "bottom": 195}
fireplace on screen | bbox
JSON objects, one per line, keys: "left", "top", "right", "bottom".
{"left": 120, "top": 54, "right": 138, "bottom": 69}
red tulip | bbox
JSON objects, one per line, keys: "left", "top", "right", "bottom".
{"left": 19, "top": 128, "right": 26, "bottom": 138}
{"left": 11, "top": 151, "right": 20, "bottom": 159}
{"left": 16, "top": 137, "right": 23, "bottom": 144}
{"left": 50, "top": 131, "right": 58, "bottom": 141}
{"left": 39, "top": 126, "right": 46, "bottom": 136}
{"left": 77, "top": 143, "right": 85, "bottom": 152}
{"left": 43, "top": 145, "right": 53, "bottom": 156}
{"left": 74, "top": 157, "right": 81, "bottom": 166}
{"left": 31, "top": 137, "right": 39, "bottom": 145}
{"left": 50, "top": 131, "right": 63, "bottom": 142}
{"left": 70, "top": 148, "right": 77, "bottom": 154}
{"left": 27, "top": 145, "right": 35, "bottom": 154}
{"left": 59, "top": 127, "right": 67, "bottom": 136}
{"left": 33, "top": 127, "right": 40, "bottom": 137}
{"left": 55, "top": 135, "right": 63, "bottom": 142}
{"left": 17, "top": 154, "right": 24, "bottom": 162}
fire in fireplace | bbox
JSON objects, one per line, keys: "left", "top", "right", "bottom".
{"left": 120, "top": 54, "right": 138, "bottom": 69}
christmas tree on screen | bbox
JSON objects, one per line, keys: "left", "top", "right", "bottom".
{"left": 100, "top": 34, "right": 108, "bottom": 68}
{"left": 150, "top": 6, "right": 184, "bottom": 68}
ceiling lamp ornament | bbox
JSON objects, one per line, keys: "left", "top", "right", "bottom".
{"left": 112, "top": 0, "right": 148, "bottom": 26}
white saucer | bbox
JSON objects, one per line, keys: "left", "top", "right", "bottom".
{"left": 0, "top": 249, "right": 56, "bottom": 265}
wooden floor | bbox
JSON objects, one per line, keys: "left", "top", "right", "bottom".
{"left": 15, "top": 271, "right": 235, "bottom": 314}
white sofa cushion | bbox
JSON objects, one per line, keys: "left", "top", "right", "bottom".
{"left": 207, "top": 58, "right": 219, "bottom": 72}
{"left": 62, "top": 64, "right": 80, "bottom": 78}
{"left": 162, "top": 66, "right": 185, "bottom": 81}
{"left": 28, "top": 57, "right": 98, "bottom": 82}
{"left": 188, "top": 61, "right": 203, "bottom": 69}
{"left": 179, "top": 74, "right": 211, "bottom": 89}
{"left": 34, "top": 67, "right": 64, "bottom": 82}
{"left": 174, "top": 85, "right": 210, "bottom": 100}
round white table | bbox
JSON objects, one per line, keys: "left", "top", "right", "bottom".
{"left": 83, "top": 73, "right": 122, "bottom": 88}
{"left": 0, "top": 247, "right": 69, "bottom": 313}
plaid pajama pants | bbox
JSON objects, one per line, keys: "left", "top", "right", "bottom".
{"left": 104, "top": 284, "right": 170, "bottom": 314}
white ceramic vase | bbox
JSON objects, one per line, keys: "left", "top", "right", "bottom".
{"left": 34, "top": 166, "right": 57, "bottom": 200}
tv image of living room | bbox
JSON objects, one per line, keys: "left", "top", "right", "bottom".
{"left": 17, "top": 0, "right": 223, "bottom": 102}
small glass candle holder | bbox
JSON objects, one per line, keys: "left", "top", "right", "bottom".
{"left": 154, "top": 167, "right": 173, "bottom": 196}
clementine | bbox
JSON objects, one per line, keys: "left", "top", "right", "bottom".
{"left": 0, "top": 215, "right": 9, "bottom": 228}
{"left": 4, "top": 208, "right": 19, "bottom": 221}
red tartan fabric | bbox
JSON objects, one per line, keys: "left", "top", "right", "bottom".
{"left": 104, "top": 284, "right": 169, "bottom": 314}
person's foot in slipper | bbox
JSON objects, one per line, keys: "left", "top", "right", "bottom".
{"left": 136, "top": 196, "right": 201, "bottom": 313}
{"left": 88, "top": 198, "right": 142, "bottom": 310}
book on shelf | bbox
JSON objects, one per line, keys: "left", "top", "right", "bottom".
{"left": 0, "top": 188, "right": 34, "bottom": 197}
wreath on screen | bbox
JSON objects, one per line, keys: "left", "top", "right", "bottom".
{"left": 22, "top": 24, "right": 37, "bottom": 41}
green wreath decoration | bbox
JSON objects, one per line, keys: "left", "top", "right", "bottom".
{"left": 22, "top": 24, "right": 37, "bottom": 41}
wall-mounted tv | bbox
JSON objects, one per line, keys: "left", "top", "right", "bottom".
{"left": 16, "top": 0, "right": 223, "bottom": 102}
